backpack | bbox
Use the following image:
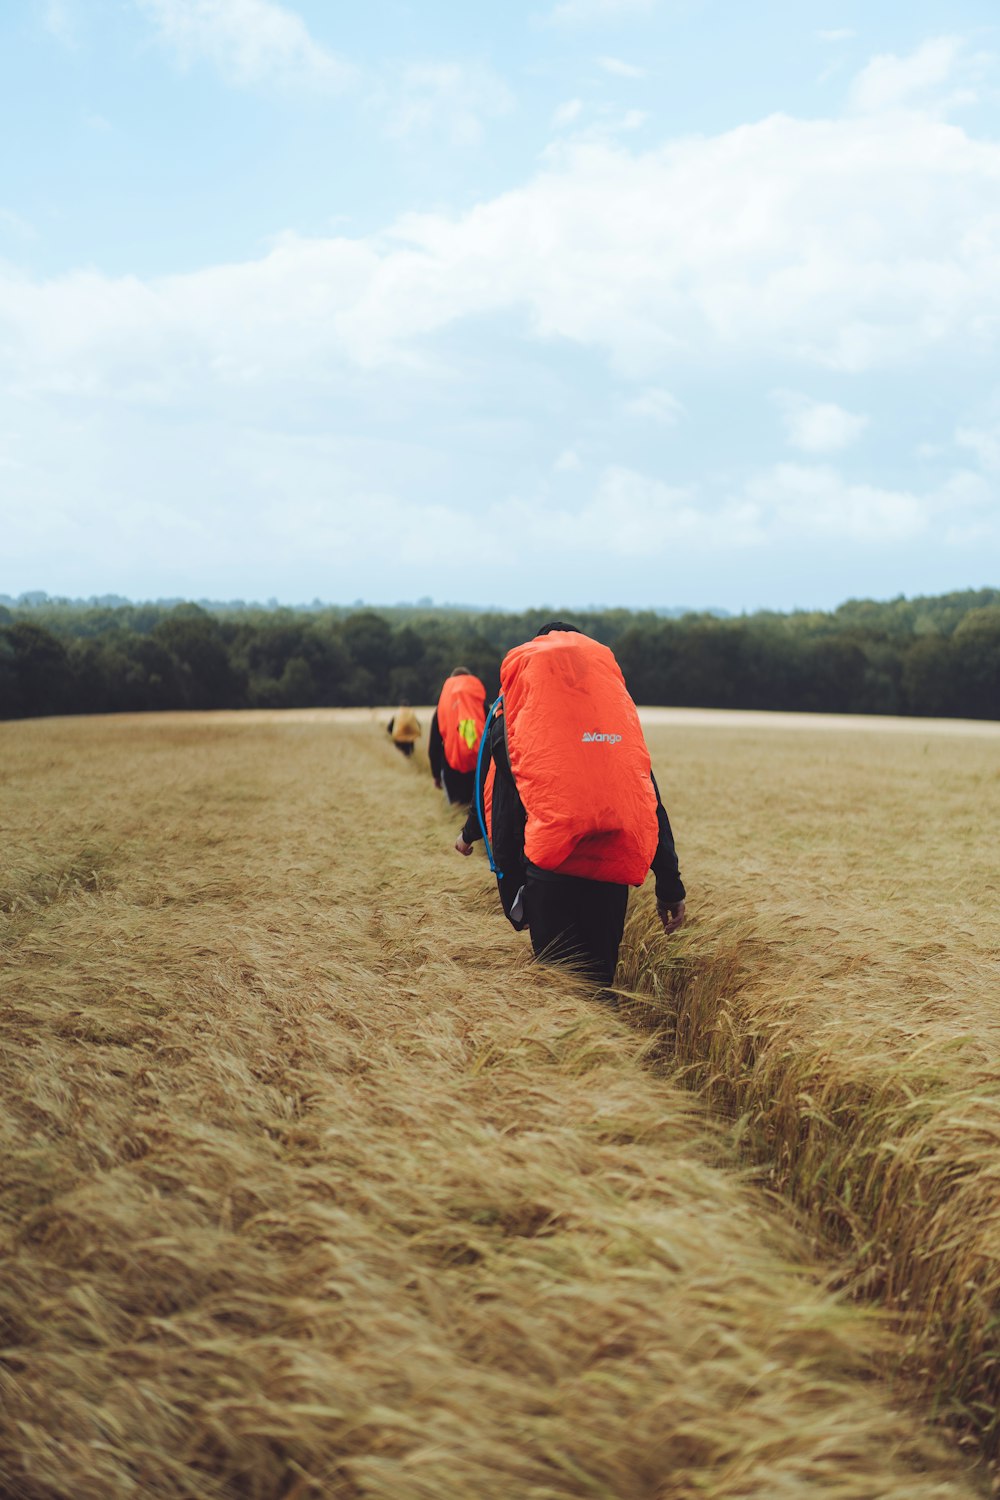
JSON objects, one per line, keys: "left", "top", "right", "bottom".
{"left": 499, "top": 631, "right": 657, "bottom": 885}
{"left": 391, "top": 707, "right": 421, "bottom": 743}
{"left": 438, "top": 673, "right": 486, "bottom": 773}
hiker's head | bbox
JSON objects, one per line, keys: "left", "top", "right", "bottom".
{"left": 536, "top": 621, "right": 581, "bottom": 637}
{"left": 450, "top": 665, "right": 472, "bottom": 676}
{"left": 399, "top": 698, "right": 410, "bottom": 707}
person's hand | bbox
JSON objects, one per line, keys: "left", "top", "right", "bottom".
{"left": 656, "top": 898, "right": 686, "bottom": 935}
{"left": 455, "top": 835, "right": 473, "bottom": 856}
{"left": 433, "top": 777, "right": 442, "bottom": 789}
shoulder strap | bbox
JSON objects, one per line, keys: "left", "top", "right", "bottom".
{"left": 475, "top": 694, "right": 504, "bottom": 878}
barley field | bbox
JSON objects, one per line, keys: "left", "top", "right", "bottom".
{"left": 1, "top": 706, "right": 998, "bottom": 1499}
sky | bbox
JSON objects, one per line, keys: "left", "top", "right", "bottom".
{"left": 2, "top": 0, "right": 1000, "bottom": 613}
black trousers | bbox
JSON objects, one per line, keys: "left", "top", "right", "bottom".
{"left": 442, "top": 765, "right": 475, "bottom": 805}
{"left": 393, "top": 741, "right": 415, "bottom": 756}
{"left": 523, "top": 875, "right": 629, "bottom": 987}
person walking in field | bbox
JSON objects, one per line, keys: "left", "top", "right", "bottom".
{"left": 430, "top": 666, "right": 488, "bottom": 806}
{"left": 387, "top": 700, "right": 421, "bottom": 757}
{"left": 454, "top": 623, "right": 685, "bottom": 987}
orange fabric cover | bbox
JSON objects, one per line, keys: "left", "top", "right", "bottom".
{"left": 438, "top": 673, "right": 486, "bottom": 773}
{"left": 501, "top": 632, "right": 658, "bottom": 885}
{"left": 480, "top": 700, "right": 502, "bottom": 841}
{"left": 483, "top": 758, "right": 496, "bottom": 842}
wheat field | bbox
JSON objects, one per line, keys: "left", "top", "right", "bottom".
{"left": 1, "top": 707, "right": 998, "bottom": 1499}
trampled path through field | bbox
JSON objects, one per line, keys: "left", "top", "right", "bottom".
{"left": 1, "top": 710, "right": 996, "bottom": 1499}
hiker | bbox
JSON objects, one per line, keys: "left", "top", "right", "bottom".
{"left": 387, "top": 700, "right": 421, "bottom": 757}
{"left": 429, "top": 666, "right": 488, "bottom": 806}
{"left": 454, "top": 623, "right": 685, "bottom": 987}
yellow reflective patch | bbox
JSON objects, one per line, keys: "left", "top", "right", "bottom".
{"left": 458, "top": 717, "right": 478, "bottom": 748}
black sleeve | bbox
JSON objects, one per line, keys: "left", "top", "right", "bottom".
{"left": 462, "top": 714, "right": 527, "bottom": 925}
{"left": 461, "top": 710, "right": 501, "bottom": 844}
{"left": 650, "top": 773, "right": 686, "bottom": 905}
{"left": 429, "top": 710, "right": 444, "bottom": 779}
{"left": 461, "top": 788, "right": 485, "bottom": 845}
{"left": 386, "top": 718, "right": 394, "bottom": 735}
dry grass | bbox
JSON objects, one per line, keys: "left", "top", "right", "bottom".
{"left": 0, "top": 710, "right": 993, "bottom": 1498}
{"left": 616, "top": 719, "right": 1000, "bottom": 1447}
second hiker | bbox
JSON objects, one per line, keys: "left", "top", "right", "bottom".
{"left": 429, "top": 666, "right": 488, "bottom": 807}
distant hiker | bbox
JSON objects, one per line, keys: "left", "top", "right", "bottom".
{"left": 455, "top": 623, "right": 685, "bottom": 987}
{"left": 387, "top": 700, "right": 421, "bottom": 757}
{"left": 430, "top": 666, "right": 488, "bottom": 806}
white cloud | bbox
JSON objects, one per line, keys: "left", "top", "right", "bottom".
{"left": 730, "top": 459, "right": 996, "bottom": 551}
{"left": 514, "top": 462, "right": 990, "bottom": 562}
{"left": 598, "top": 56, "right": 646, "bottom": 78}
{"left": 935, "top": 469, "right": 998, "bottom": 544}
{"left": 382, "top": 62, "right": 514, "bottom": 146}
{"left": 745, "top": 463, "right": 929, "bottom": 542}
{"left": 546, "top": 101, "right": 648, "bottom": 144}
{"left": 494, "top": 468, "right": 768, "bottom": 565}
{"left": 552, "top": 98, "right": 584, "bottom": 128}
{"left": 587, "top": 466, "right": 710, "bottom": 553}
{"left": 625, "top": 387, "right": 683, "bottom": 425}
{"left": 41, "top": 0, "right": 76, "bottom": 46}
{"left": 956, "top": 424, "right": 1000, "bottom": 472}
{"left": 546, "top": 0, "right": 656, "bottom": 26}
{"left": 0, "top": 210, "right": 38, "bottom": 245}
{"left": 14, "top": 28, "right": 1000, "bottom": 605}
{"left": 850, "top": 36, "right": 967, "bottom": 114}
{"left": 496, "top": 467, "right": 706, "bottom": 559}
{"left": 136, "top": 0, "right": 353, "bottom": 91}
{"left": 4, "top": 395, "right": 992, "bottom": 601}
{"left": 619, "top": 108, "right": 648, "bottom": 131}
{"left": 776, "top": 393, "right": 869, "bottom": 453}
{"left": 230, "top": 459, "right": 993, "bottom": 574}
{"left": 5, "top": 92, "right": 1000, "bottom": 398}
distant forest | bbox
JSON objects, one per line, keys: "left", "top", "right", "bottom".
{"left": 1, "top": 589, "right": 998, "bottom": 721}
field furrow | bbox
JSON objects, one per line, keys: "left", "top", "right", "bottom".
{"left": 615, "top": 718, "right": 1000, "bottom": 1452}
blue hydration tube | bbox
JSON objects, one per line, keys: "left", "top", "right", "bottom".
{"left": 475, "top": 694, "right": 504, "bottom": 878}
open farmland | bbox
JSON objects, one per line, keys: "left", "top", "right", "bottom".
{"left": 1, "top": 708, "right": 998, "bottom": 1499}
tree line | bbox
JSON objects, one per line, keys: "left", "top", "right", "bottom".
{"left": 1, "top": 589, "right": 998, "bottom": 721}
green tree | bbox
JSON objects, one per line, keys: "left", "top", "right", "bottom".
{"left": 152, "top": 606, "right": 245, "bottom": 709}
{"left": 279, "top": 656, "right": 316, "bottom": 707}
{"left": 951, "top": 607, "right": 1000, "bottom": 718}
{"left": 5, "top": 622, "right": 75, "bottom": 718}
{"left": 0, "top": 631, "right": 22, "bottom": 718}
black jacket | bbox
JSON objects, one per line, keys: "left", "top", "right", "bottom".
{"left": 461, "top": 711, "right": 685, "bottom": 926}
{"left": 428, "top": 710, "right": 446, "bottom": 781}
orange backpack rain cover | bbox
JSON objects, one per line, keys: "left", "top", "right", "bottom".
{"left": 438, "top": 673, "right": 486, "bottom": 774}
{"left": 483, "top": 757, "right": 496, "bottom": 842}
{"left": 501, "top": 632, "right": 658, "bottom": 885}
{"left": 478, "top": 703, "right": 501, "bottom": 842}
